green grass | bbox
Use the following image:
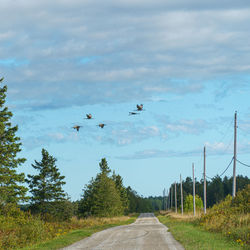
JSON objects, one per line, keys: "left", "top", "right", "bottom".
{"left": 158, "top": 215, "right": 245, "bottom": 250}
{"left": 20, "top": 217, "right": 136, "bottom": 250}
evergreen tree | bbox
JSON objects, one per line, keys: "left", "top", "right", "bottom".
{"left": 112, "top": 171, "right": 129, "bottom": 213}
{"left": 99, "top": 158, "right": 111, "bottom": 175}
{"left": 0, "top": 77, "right": 27, "bottom": 204}
{"left": 80, "top": 158, "right": 124, "bottom": 217}
{"left": 91, "top": 172, "right": 123, "bottom": 217}
{"left": 26, "top": 148, "right": 66, "bottom": 213}
{"left": 207, "top": 175, "right": 224, "bottom": 207}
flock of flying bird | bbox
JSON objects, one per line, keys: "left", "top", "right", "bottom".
{"left": 72, "top": 104, "right": 144, "bottom": 132}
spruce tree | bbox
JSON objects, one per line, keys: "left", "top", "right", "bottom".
{"left": 80, "top": 158, "right": 123, "bottom": 217}
{"left": 0, "top": 77, "right": 27, "bottom": 204}
{"left": 112, "top": 171, "right": 129, "bottom": 213}
{"left": 27, "top": 148, "right": 66, "bottom": 213}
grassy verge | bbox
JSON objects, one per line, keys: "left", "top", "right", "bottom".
{"left": 21, "top": 217, "right": 136, "bottom": 250}
{"left": 158, "top": 214, "right": 245, "bottom": 250}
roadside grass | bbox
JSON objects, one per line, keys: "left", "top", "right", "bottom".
{"left": 20, "top": 217, "right": 136, "bottom": 250}
{"left": 158, "top": 214, "right": 244, "bottom": 250}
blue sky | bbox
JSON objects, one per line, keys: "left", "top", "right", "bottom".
{"left": 1, "top": 0, "right": 250, "bottom": 200}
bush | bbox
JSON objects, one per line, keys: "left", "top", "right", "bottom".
{"left": 29, "top": 200, "right": 75, "bottom": 221}
{"left": 199, "top": 185, "right": 250, "bottom": 247}
{"left": 0, "top": 203, "right": 132, "bottom": 249}
{"left": 184, "top": 194, "right": 203, "bottom": 212}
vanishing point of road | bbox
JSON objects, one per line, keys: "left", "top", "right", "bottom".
{"left": 62, "top": 213, "right": 184, "bottom": 250}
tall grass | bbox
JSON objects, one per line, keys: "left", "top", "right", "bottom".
{"left": 0, "top": 203, "right": 132, "bottom": 249}
{"left": 158, "top": 184, "right": 249, "bottom": 248}
{"left": 198, "top": 184, "right": 250, "bottom": 247}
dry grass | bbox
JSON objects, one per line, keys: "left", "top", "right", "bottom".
{"left": 159, "top": 210, "right": 203, "bottom": 221}
{"left": 0, "top": 205, "right": 133, "bottom": 250}
{"left": 70, "top": 216, "right": 131, "bottom": 228}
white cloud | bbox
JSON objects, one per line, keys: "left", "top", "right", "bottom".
{"left": 1, "top": 1, "right": 250, "bottom": 109}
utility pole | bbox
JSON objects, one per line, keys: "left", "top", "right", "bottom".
{"left": 168, "top": 187, "right": 171, "bottom": 210}
{"left": 193, "top": 163, "right": 196, "bottom": 216}
{"left": 180, "top": 174, "right": 183, "bottom": 215}
{"left": 175, "top": 182, "right": 177, "bottom": 213}
{"left": 163, "top": 188, "right": 165, "bottom": 210}
{"left": 204, "top": 146, "right": 206, "bottom": 214}
{"left": 166, "top": 190, "right": 168, "bottom": 210}
{"left": 232, "top": 111, "right": 237, "bottom": 198}
{"left": 171, "top": 184, "right": 173, "bottom": 211}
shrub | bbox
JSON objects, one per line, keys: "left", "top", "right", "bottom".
{"left": 184, "top": 194, "right": 203, "bottom": 212}
{"left": 199, "top": 184, "right": 250, "bottom": 246}
{"left": 29, "top": 200, "right": 75, "bottom": 222}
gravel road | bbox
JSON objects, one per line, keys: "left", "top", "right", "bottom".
{"left": 61, "top": 213, "right": 184, "bottom": 250}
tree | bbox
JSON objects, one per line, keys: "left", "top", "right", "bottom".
{"left": 0, "top": 77, "right": 27, "bottom": 204}
{"left": 80, "top": 158, "right": 124, "bottom": 217}
{"left": 184, "top": 194, "right": 203, "bottom": 212}
{"left": 112, "top": 171, "right": 129, "bottom": 213}
{"left": 26, "top": 148, "right": 66, "bottom": 215}
{"left": 207, "top": 175, "right": 224, "bottom": 207}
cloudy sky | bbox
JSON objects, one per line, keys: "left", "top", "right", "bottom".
{"left": 1, "top": 0, "right": 250, "bottom": 200}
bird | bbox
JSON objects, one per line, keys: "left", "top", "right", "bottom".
{"left": 97, "top": 123, "right": 106, "bottom": 128}
{"left": 0, "top": 77, "right": 4, "bottom": 82}
{"left": 85, "top": 114, "right": 93, "bottom": 119}
{"left": 136, "top": 104, "right": 144, "bottom": 111}
{"left": 72, "top": 125, "right": 82, "bottom": 132}
{"left": 129, "top": 112, "right": 139, "bottom": 115}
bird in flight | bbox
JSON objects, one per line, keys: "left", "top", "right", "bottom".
{"left": 136, "top": 104, "right": 144, "bottom": 111}
{"left": 85, "top": 114, "right": 93, "bottom": 119}
{"left": 72, "top": 125, "right": 82, "bottom": 132}
{"left": 97, "top": 123, "right": 106, "bottom": 128}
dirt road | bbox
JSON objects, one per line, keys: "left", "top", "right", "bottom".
{"left": 61, "top": 213, "right": 184, "bottom": 250}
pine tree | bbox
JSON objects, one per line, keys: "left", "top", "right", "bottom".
{"left": 80, "top": 158, "right": 123, "bottom": 217}
{"left": 26, "top": 148, "right": 66, "bottom": 213}
{"left": 0, "top": 77, "right": 27, "bottom": 204}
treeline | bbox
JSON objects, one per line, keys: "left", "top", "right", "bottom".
{"left": 166, "top": 175, "right": 250, "bottom": 210}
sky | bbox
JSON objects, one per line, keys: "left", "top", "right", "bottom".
{"left": 0, "top": 0, "right": 250, "bottom": 201}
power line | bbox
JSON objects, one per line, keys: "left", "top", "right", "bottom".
{"left": 206, "top": 157, "right": 234, "bottom": 180}
{"left": 219, "top": 157, "right": 234, "bottom": 177}
{"left": 205, "top": 175, "right": 213, "bottom": 180}
{"left": 236, "top": 159, "right": 250, "bottom": 168}
{"left": 213, "top": 117, "right": 234, "bottom": 148}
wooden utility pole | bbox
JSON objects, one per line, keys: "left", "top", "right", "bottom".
{"left": 166, "top": 190, "right": 168, "bottom": 210}
{"left": 171, "top": 184, "right": 173, "bottom": 210}
{"left": 232, "top": 111, "right": 237, "bottom": 198}
{"left": 163, "top": 188, "right": 165, "bottom": 210}
{"left": 193, "top": 163, "right": 196, "bottom": 216}
{"left": 204, "top": 146, "right": 207, "bottom": 214}
{"left": 175, "top": 182, "right": 177, "bottom": 213}
{"left": 180, "top": 174, "right": 183, "bottom": 215}
{"left": 168, "top": 187, "right": 171, "bottom": 210}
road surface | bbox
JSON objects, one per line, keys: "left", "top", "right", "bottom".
{"left": 61, "top": 213, "right": 184, "bottom": 250}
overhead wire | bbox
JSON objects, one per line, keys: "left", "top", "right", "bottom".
{"left": 236, "top": 159, "right": 250, "bottom": 168}
{"left": 212, "top": 117, "right": 234, "bottom": 148}
{"left": 205, "top": 156, "right": 234, "bottom": 180}
{"left": 218, "top": 157, "right": 234, "bottom": 177}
